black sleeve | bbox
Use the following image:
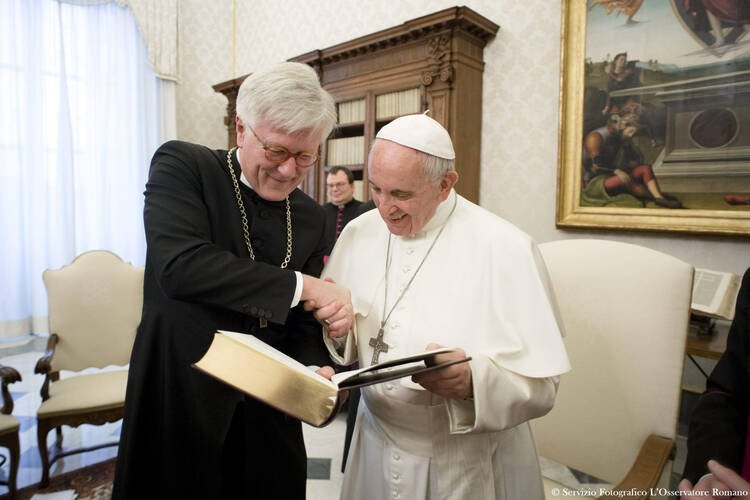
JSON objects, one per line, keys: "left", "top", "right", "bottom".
{"left": 355, "top": 200, "right": 376, "bottom": 217}
{"left": 683, "top": 269, "right": 750, "bottom": 482}
{"left": 143, "top": 141, "right": 297, "bottom": 324}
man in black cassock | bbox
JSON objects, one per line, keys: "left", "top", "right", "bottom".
{"left": 323, "top": 166, "right": 362, "bottom": 255}
{"left": 680, "top": 267, "right": 750, "bottom": 497}
{"left": 112, "top": 62, "right": 352, "bottom": 500}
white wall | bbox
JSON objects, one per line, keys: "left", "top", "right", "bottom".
{"left": 176, "top": 0, "right": 232, "bottom": 149}
{"left": 177, "top": 0, "right": 750, "bottom": 274}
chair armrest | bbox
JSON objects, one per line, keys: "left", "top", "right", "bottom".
{"left": 34, "top": 334, "right": 59, "bottom": 401}
{"left": 598, "top": 434, "right": 674, "bottom": 500}
{"left": 0, "top": 364, "right": 22, "bottom": 415}
{"left": 34, "top": 333, "right": 58, "bottom": 376}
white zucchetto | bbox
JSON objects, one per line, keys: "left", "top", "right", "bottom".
{"left": 376, "top": 113, "right": 455, "bottom": 160}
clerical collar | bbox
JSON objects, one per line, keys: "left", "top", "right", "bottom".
{"left": 240, "top": 172, "right": 253, "bottom": 190}
{"left": 230, "top": 150, "right": 253, "bottom": 191}
{"left": 404, "top": 189, "right": 457, "bottom": 238}
{"left": 336, "top": 198, "right": 356, "bottom": 209}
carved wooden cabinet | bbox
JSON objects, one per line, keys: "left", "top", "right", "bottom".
{"left": 214, "top": 6, "right": 498, "bottom": 204}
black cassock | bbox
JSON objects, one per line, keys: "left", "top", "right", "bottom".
{"left": 323, "top": 198, "right": 362, "bottom": 253}
{"left": 112, "top": 141, "right": 330, "bottom": 500}
{"left": 683, "top": 268, "right": 750, "bottom": 483}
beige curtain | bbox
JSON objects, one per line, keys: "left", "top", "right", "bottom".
{"left": 59, "top": 0, "right": 179, "bottom": 81}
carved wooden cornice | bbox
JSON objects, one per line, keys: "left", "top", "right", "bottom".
{"left": 216, "top": 7, "right": 498, "bottom": 92}
{"left": 291, "top": 6, "right": 498, "bottom": 67}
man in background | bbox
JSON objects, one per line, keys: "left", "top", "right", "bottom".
{"left": 323, "top": 166, "right": 363, "bottom": 255}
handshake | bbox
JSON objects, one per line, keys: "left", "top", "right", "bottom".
{"left": 300, "top": 275, "right": 353, "bottom": 338}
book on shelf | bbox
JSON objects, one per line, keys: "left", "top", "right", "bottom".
{"left": 193, "top": 330, "right": 471, "bottom": 427}
{"left": 353, "top": 179, "right": 364, "bottom": 201}
{"left": 375, "top": 88, "right": 420, "bottom": 120}
{"left": 337, "top": 98, "right": 365, "bottom": 124}
{"left": 691, "top": 268, "right": 742, "bottom": 321}
{"left": 326, "top": 136, "right": 364, "bottom": 166}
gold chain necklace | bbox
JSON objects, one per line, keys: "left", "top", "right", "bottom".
{"left": 226, "top": 147, "right": 293, "bottom": 269}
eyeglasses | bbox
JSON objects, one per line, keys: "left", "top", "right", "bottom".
{"left": 249, "top": 125, "right": 318, "bottom": 167}
{"left": 326, "top": 182, "right": 349, "bottom": 189}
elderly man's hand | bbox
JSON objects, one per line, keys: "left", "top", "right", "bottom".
{"left": 678, "top": 460, "right": 748, "bottom": 499}
{"left": 301, "top": 276, "right": 354, "bottom": 338}
{"left": 412, "top": 343, "right": 472, "bottom": 399}
{"left": 311, "top": 299, "right": 353, "bottom": 338}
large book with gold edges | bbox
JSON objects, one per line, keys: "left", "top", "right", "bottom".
{"left": 193, "top": 330, "right": 471, "bottom": 427}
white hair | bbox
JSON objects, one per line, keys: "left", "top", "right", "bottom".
{"left": 236, "top": 62, "right": 337, "bottom": 141}
{"left": 422, "top": 152, "right": 455, "bottom": 185}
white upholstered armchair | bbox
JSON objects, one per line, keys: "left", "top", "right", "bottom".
{"left": 533, "top": 239, "right": 694, "bottom": 499}
{"left": 36, "top": 250, "right": 143, "bottom": 486}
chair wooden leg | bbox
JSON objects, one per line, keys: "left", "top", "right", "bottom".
{"left": 54, "top": 426, "right": 63, "bottom": 451}
{"left": 7, "top": 433, "right": 18, "bottom": 500}
{"left": 37, "top": 421, "right": 51, "bottom": 488}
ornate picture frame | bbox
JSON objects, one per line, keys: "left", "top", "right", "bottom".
{"left": 556, "top": 1, "right": 750, "bottom": 236}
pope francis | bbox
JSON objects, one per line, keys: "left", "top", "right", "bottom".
{"left": 318, "top": 113, "right": 571, "bottom": 500}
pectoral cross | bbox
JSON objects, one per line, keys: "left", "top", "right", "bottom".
{"left": 369, "top": 325, "right": 390, "bottom": 364}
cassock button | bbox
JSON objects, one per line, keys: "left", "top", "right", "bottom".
{"left": 250, "top": 306, "right": 258, "bottom": 315}
{"left": 259, "top": 210, "right": 269, "bottom": 219}
{"left": 265, "top": 310, "right": 272, "bottom": 319}
{"left": 406, "top": 248, "right": 414, "bottom": 255}
{"left": 392, "top": 472, "right": 400, "bottom": 480}
{"left": 402, "top": 266, "right": 410, "bottom": 273}
{"left": 252, "top": 238, "right": 265, "bottom": 249}
{"left": 385, "top": 384, "right": 393, "bottom": 391}
{"left": 392, "top": 452, "right": 400, "bottom": 461}
{"left": 258, "top": 309, "right": 265, "bottom": 318}
{"left": 392, "top": 491, "right": 400, "bottom": 498}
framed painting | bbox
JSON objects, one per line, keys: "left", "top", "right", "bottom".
{"left": 557, "top": 0, "right": 750, "bottom": 236}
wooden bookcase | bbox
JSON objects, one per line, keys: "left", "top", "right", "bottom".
{"left": 213, "top": 6, "right": 498, "bottom": 204}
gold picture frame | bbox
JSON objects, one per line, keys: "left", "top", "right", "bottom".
{"left": 556, "top": 1, "right": 750, "bottom": 236}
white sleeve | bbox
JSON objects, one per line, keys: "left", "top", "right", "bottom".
{"left": 445, "top": 353, "right": 559, "bottom": 434}
{"left": 323, "top": 327, "right": 358, "bottom": 366}
{"left": 290, "top": 271, "right": 303, "bottom": 307}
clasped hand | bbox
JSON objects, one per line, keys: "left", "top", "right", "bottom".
{"left": 301, "top": 276, "right": 353, "bottom": 338}
{"left": 412, "top": 343, "right": 472, "bottom": 399}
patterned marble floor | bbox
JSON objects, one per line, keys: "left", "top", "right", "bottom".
{"left": 0, "top": 334, "right": 686, "bottom": 499}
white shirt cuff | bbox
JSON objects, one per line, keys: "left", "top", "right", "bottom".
{"left": 291, "top": 271, "right": 303, "bottom": 307}
{"left": 697, "top": 472, "right": 713, "bottom": 484}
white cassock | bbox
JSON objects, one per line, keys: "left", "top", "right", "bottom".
{"left": 323, "top": 189, "right": 570, "bottom": 500}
